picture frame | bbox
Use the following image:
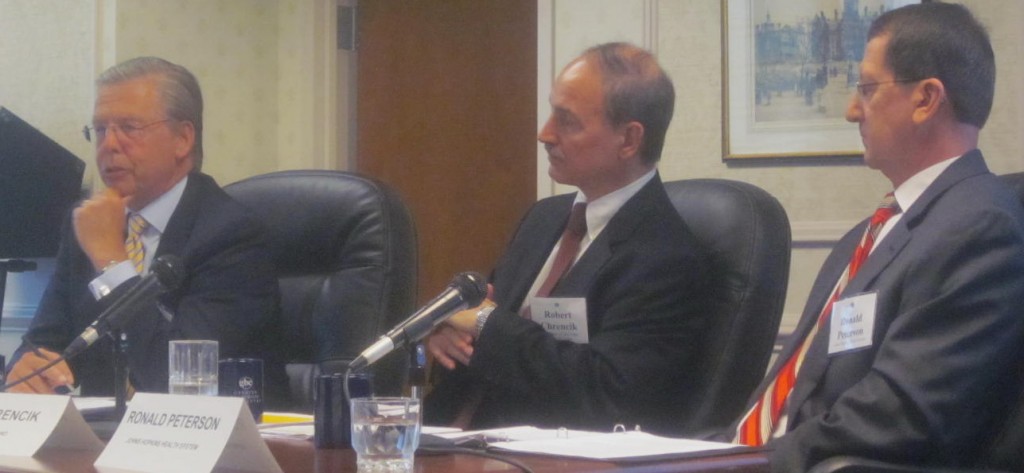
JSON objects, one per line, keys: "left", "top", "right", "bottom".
{"left": 721, "top": 0, "right": 916, "bottom": 160}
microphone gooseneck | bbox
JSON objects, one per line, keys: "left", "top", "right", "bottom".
{"left": 63, "top": 254, "right": 186, "bottom": 358}
{"left": 1, "top": 255, "right": 185, "bottom": 393}
{"left": 349, "top": 271, "right": 487, "bottom": 371}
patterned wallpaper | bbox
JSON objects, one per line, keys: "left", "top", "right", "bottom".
{"left": 549, "top": 0, "right": 1024, "bottom": 330}
{"left": 113, "top": 0, "right": 281, "bottom": 185}
{"left": 0, "top": 0, "right": 97, "bottom": 186}
{"left": 2, "top": 0, "right": 1021, "bottom": 345}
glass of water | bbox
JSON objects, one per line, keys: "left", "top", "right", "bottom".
{"left": 168, "top": 340, "right": 218, "bottom": 396}
{"left": 350, "top": 397, "right": 421, "bottom": 473}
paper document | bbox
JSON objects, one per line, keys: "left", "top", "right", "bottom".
{"left": 72, "top": 397, "right": 116, "bottom": 413}
{"left": 436, "top": 426, "right": 750, "bottom": 462}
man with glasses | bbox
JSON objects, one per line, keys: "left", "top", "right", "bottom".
{"left": 6, "top": 57, "right": 284, "bottom": 403}
{"left": 730, "top": 4, "right": 1024, "bottom": 471}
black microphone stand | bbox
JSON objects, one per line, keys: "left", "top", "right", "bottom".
{"left": 0, "top": 259, "right": 38, "bottom": 382}
{"left": 408, "top": 343, "right": 427, "bottom": 400}
{"left": 112, "top": 330, "right": 129, "bottom": 419}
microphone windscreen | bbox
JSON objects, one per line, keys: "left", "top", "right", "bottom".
{"left": 452, "top": 271, "right": 487, "bottom": 307}
{"left": 151, "top": 254, "right": 186, "bottom": 291}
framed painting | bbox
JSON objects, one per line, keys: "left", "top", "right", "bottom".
{"left": 722, "top": 0, "right": 917, "bottom": 160}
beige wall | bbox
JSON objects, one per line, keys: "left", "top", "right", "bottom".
{"left": 3, "top": 0, "right": 1023, "bottom": 355}
{"left": 543, "top": 0, "right": 1024, "bottom": 330}
{"left": 0, "top": 0, "right": 339, "bottom": 187}
{"left": 0, "top": 0, "right": 340, "bottom": 357}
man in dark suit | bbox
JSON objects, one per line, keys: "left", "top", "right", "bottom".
{"left": 7, "top": 57, "right": 284, "bottom": 401}
{"left": 424, "top": 43, "right": 714, "bottom": 435}
{"left": 731, "top": 4, "right": 1024, "bottom": 471}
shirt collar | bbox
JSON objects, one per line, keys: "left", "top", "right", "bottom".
{"left": 574, "top": 168, "right": 657, "bottom": 241}
{"left": 892, "top": 155, "right": 961, "bottom": 214}
{"left": 133, "top": 176, "right": 189, "bottom": 234}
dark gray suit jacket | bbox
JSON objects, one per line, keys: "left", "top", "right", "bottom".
{"left": 15, "top": 172, "right": 286, "bottom": 401}
{"left": 425, "top": 175, "right": 716, "bottom": 435}
{"left": 760, "top": 151, "right": 1024, "bottom": 472}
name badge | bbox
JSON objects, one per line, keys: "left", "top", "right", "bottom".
{"left": 95, "top": 393, "right": 281, "bottom": 473}
{"left": 529, "top": 297, "right": 589, "bottom": 343}
{"left": 828, "top": 292, "right": 877, "bottom": 355}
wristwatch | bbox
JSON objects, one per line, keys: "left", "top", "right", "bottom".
{"left": 475, "top": 304, "right": 496, "bottom": 336}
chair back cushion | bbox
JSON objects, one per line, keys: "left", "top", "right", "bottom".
{"left": 663, "top": 178, "right": 791, "bottom": 433}
{"left": 225, "top": 170, "right": 417, "bottom": 410}
{"left": 978, "top": 171, "right": 1024, "bottom": 470}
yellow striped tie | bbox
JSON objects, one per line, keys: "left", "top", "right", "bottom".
{"left": 125, "top": 213, "right": 148, "bottom": 274}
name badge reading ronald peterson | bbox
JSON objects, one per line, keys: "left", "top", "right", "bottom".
{"left": 529, "top": 297, "right": 589, "bottom": 343}
{"left": 828, "top": 292, "right": 878, "bottom": 355}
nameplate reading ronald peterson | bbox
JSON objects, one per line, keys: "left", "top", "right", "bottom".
{"left": 95, "top": 393, "right": 281, "bottom": 473}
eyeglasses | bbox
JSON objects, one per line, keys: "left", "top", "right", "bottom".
{"left": 854, "top": 79, "right": 921, "bottom": 98}
{"left": 82, "top": 119, "right": 173, "bottom": 143}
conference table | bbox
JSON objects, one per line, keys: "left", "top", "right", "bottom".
{"left": 18, "top": 435, "right": 771, "bottom": 472}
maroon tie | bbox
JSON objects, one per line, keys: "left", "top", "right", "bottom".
{"left": 535, "top": 202, "right": 588, "bottom": 298}
{"left": 452, "top": 202, "right": 588, "bottom": 428}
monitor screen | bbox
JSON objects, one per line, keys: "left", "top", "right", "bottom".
{"left": 0, "top": 107, "right": 86, "bottom": 258}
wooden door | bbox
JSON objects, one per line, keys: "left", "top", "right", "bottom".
{"left": 357, "top": 0, "right": 537, "bottom": 301}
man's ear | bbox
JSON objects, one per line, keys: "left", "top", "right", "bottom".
{"left": 911, "top": 78, "right": 947, "bottom": 124}
{"left": 619, "top": 121, "right": 644, "bottom": 160}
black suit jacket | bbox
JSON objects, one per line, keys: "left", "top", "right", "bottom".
{"left": 15, "top": 172, "right": 285, "bottom": 400}
{"left": 426, "top": 175, "right": 715, "bottom": 435}
{"left": 755, "top": 151, "right": 1024, "bottom": 472}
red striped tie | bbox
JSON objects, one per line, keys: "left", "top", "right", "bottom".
{"left": 736, "top": 193, "right": 899, "bottom": 446}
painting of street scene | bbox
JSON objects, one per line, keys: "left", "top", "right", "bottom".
{"left": 753, "top": 0, "right": 894, "bottom": 123}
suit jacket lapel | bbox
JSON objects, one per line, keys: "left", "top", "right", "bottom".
{"left": 552, "top": 176, "right": 665, "bottom": 296}
{"left": 129, "top": 174, "right": 203, "bottom": 356}
{"left": 155, "top": 173, "right": 204, "bottom": 260}
{"left": 501, "top": 198, "right": 572, "bottom": 310}
{"left": 784, "top": 219, "right": 912, "bottom": 423}
{"left": 754, "top": 230, "right": 861, "bottom": 414}
{"left": 784, "top": 150, "right": 991, "bottom": 424}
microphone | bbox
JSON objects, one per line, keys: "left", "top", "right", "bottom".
{"left": 64, "top": 255, "right": 186, "bottom": 358}
{"left": 350, "top": 271, "right": 487, "bottom": 370}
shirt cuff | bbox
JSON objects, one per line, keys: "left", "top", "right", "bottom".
{"left": 88, "top": 261, "right": 137, "bottom": 299}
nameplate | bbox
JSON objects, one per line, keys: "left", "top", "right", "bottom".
{"left": 530, "top": 297, "right": 589, "bottom": 343}
{"left": 95, "top": 393, "right": 282, "bottom": 473}
{"left": 0, "top": 393, "right": 103, "bottom": 468}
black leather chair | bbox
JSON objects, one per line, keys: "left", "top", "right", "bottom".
{"left": 662, "top": 178, "right": 791, "bottom": 434}
{"left": 808, "top": 172, "right": 1024, "bottom": 473}
{"left": 225, "top": 170, "right": 417, "bottom": 411}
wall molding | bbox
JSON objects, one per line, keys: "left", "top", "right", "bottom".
{"left": 791, "top": 220, "right": 858, "bottom": 243}
{"left": 643, "top": 0, "right": 659, "bottom": 53}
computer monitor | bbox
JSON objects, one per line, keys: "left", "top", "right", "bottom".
{"left": 0, "top": 106, "right": 86, "bottom": 258}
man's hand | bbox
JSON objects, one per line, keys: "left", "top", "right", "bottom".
{"left": 427, "top": 309, "right": 478, "bottom": 370}
{"left": 73, "top": 187, "right": 130, "bottom": 272}
{"left": 5, "top": 348, "right": 76, "bottom": 394}
{"left": 427, "top": 284, "right": 497, "bottom": 370}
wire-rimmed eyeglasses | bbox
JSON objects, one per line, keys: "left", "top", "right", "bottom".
{"left": 854, "top": 79, "right": 921, "bottom": 98}
{"left": 82, "top": 119, "right": 173, "bottom": 143}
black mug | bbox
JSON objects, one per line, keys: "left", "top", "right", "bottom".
{"left": 218, "top": 358, "right": 264, "bottom": 422}
{"left": 314, "top": 371, "right": 373, "bottom": 448}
